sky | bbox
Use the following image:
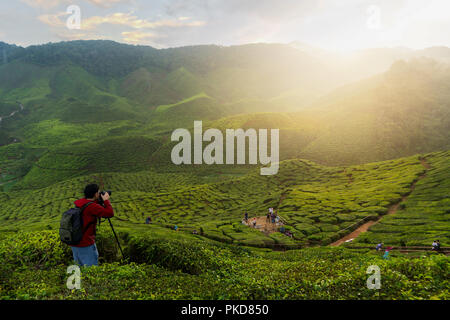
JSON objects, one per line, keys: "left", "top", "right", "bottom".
{"left": 1, "top": 0, "right": 450, "bottom": 51}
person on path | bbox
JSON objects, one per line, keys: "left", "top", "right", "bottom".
{"left": 376, "top": 242, "right": 383, "bottom": 251}
{"left": 432, "top": 240, "right": 438, "bottom": 251}
{"left": 383, "top": 247, "right": 393, "bottom": 260}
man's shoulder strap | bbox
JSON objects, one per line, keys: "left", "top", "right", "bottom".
{"left": 79, "top": 201, "right": 97, "bottom": 234}
{"left": 79, "top": 201, "right": 95, "bottom": 212}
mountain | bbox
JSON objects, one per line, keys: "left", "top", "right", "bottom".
{"left": 0, "top": 40, "right": 449, "bottom": 190}
{"left": 0, "top": 41, "right": 448, "bottom": 301}
{"left": 297, "top": 58, "right": 450, "bottom": 165}
{"left": 417, "top": 46, "right": 450, "bottom": 63}
{"left": 0, "top": 42, "right": 25, "bottom": 65}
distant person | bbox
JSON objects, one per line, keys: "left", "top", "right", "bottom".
{"left": 436, "top": 240, "right": 441, "bottom": 251}
{"left": 174, "top": 225, "right": 178, "bottom": 231}
{"left": 71, "top": 184, "right": 114, "bottom": 267}
{"left": 432, "top": 240, "right": 438, "bottom": 251}
{"left": 253, "top": 219, "right": 257, "bottom": 228}
{"left": 271, "top": 212, "right": 275, "bottom": 224}
{"left": 383, "top": 247, "right": 393, "bottom": 260}
{"left": 145, "top": 216, "right": 152, "bottom": 224}
{"left": 244, "top": 212, "right": 248, "bottom": 222}
{"left": 376, "top": 242, "right": 383, "bottom": 251}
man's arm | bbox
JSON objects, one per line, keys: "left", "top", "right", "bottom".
{"left": 89, "top": 201, "right": 114, "bottom": 218}
{"left": 91, "top": 192, "right": 114, "bottom": 218}
{"left": 99, "top": 192, "right": 114, "bottom": 218}
{"left": 98, "top": 200, "right": 114, "bottom": 218}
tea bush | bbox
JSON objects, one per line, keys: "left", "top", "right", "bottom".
{"left": 0, "top": 231, "right": 448, "bottom": 300}
{"left": 0, "top": 230, "right": 72, "bottom": 269}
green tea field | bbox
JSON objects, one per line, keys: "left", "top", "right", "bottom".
{"left": 1, "top": 151, "right": 448, "bottom": 249}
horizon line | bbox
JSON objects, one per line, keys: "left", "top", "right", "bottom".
{"left": 1, "top": 39, "right": 450, "bottom": 53}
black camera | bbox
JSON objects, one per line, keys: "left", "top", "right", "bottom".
{"left": 98, "top": 190, "right": 112, "bottom": 205}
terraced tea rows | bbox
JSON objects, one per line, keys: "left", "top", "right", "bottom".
{"left": 351, "top": 151, "right": 450, "bottom": 246}
{"left": 1, "top": 152, "right": 447, "bottom": 248}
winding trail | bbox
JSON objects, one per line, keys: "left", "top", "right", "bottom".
{"left": 330, "top": 158, "right": 430, "bottom": 247}
{"left": 0, "top": 102, "right": 23, "bottom": 127}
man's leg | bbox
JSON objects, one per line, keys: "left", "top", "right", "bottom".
{"left": 75, "top": 244, "right": 99, "bottom": 266}
{"left": 71, "top": 246, "right": 82, "bottom": 265}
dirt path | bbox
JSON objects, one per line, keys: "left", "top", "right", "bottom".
{"left": 330, "top": 158, "right": 430, "bottom": 247}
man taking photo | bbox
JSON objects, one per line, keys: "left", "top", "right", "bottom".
{"left": 71, "top": 183, "right": 114, "bottom": 266}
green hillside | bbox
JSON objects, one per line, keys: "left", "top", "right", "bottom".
{"left": 352, "top": 151, "right": 450, "bottom": 246}
{"left": 298, "top": 59, "right": 450, "bottom": 165}
{"left": 0, "top": 41, "right": 449, "bottom": 187}
{"left": 1, "top": 151, "right": 448, "bottom": 247}
{"left": 0, "top": 40, "right": 448, "bottom": 300}
{"left": 0, "top": 151, "right": 448, "bottom": 299}
{"left": 1, "top": 231, "right": 448, "bottom": 299}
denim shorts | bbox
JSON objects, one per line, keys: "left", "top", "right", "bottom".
{"left": 71, "top": 243, "right": 99, "bottom": 266}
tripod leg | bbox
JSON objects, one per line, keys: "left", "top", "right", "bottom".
{"left": 108, "top": 218, "right": 125, "bottom": 259}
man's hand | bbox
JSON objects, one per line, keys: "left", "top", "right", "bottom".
{"left": 101, "top": 192, "right": 110, "bottom": 202}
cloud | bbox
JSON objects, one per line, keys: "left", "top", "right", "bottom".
{"left": 164, "top": 0, "right": 318, "bottom": 21}
{"left": 55, "top": 31, "right": 106, "bottom": 41}
{"left": 85, "top": 0, "right": 130, "bottom": 8}
{"left": 121, "top": 30, "right": 163, "bottom": 44}
{"left": 36, "top": 8, "right": 205, "bottom": 48}
{"left": 20, "top": 0, "right": 62, "bottom": 8}
{"left": 21, "top": 0, "right": 129, "bottom": 9}
{"left": 37, "top": 11, "right": 205, "bottom": 30}
{"left": 81, "top": 12, "right": 206, "bottom": 30}
{"left": 38, "top": 12, "right": 68, "bottom": 28}
{"left": 22, "top": 0, "right": 450, "bottom": 50}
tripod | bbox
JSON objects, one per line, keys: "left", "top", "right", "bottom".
{"left": 98, "top": 217, "right": 125, "bottom": 260}
{"left": 95, "top": 177, "right": 125, "bottom": 260}
{"left": 107, "top": 217, "right": 124, "bottom": 259}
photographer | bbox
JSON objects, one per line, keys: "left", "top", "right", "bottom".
{"left": 71, "top": 184, "right": 114, "bottom": 266}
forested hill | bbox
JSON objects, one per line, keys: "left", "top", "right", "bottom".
{"left": 2, "top": 40, "right": 450, "bottom": 107}
{"left": 0, "top": 40, "right": 449, "bottom": 190}
{"left": 0, "top": 40, "right": 347, "bottom": 109}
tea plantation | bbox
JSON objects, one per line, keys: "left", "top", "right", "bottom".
{"left": 0, "top": 151, "right": 449, "bottom": 299}
{"left": 0, "top": 229, "right": 448, "bottom": 300}
{"left": 1, "top": 151, "right": 448, "bottom": 247}
{"left": 0, "top": 40, "right": 449, "bottom": 300}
